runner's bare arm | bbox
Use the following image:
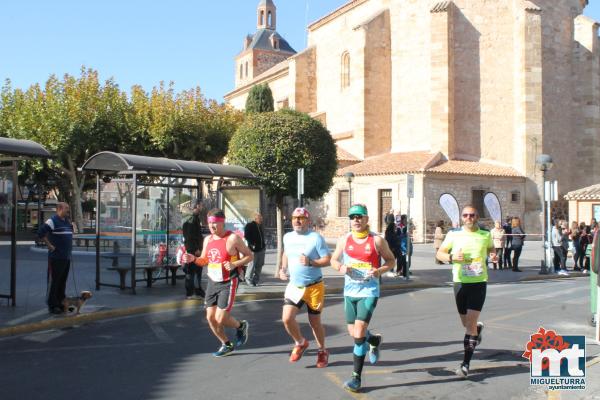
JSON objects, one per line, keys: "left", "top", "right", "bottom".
{"left": 229, "top": 234, "right": 254, "bottom": 268}
{"left": 279, "top": 253, "right": 289, "bottom": 280}
{"left": 182, "top": 236, "right": 209, "bottom": 265}
{"left": 330, "top": 236, "right": 350, "bottom": 274}
{"left": 436, "top": 245, "right": 452, "bottom": 263}
{"left": 299, "top": 250, "right": 331, "bottom": 268}
{"left": 373, "top": 236, "right": 395, "bottom": 277}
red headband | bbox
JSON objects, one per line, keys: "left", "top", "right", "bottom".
{"left": 207, "top": 216, "right": 225, "bottom": 223}
{"left": 292, "top": 207, "right": 310, "bottom": 218}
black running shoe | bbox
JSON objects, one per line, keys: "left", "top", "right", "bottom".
{"left": 236, "top": 320, "right": 249, "bottom": 347}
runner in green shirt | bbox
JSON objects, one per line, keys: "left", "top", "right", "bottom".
{"left": 436, "top": 204, "right": 496, "bottom": 378}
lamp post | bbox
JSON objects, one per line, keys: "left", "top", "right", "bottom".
{"left": 344, "top": 172, "right": 355, "bottom": 207}
{"left": 344, "top": 172, "right": 355, "bottom": 231}
{"left": 536, "top": 154, "right": 553, "bottom": 274}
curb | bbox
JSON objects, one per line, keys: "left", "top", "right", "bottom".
{"left": 0, "top": 273, "right": 586, "bottom": 338}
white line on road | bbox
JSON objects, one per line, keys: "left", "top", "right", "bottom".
{"left": 6, "top": 308, "right": 50, "bottom": 326}
{"left": 519, "top": 286, "right": 586, "bottom": 301}
{"left": 146, "top": 317, "right": 173, "bottom": 343}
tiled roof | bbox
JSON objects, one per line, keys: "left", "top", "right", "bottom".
{"left": 337, "top": 152, "right": 438, "bottom": 176}
{"left": 431, "top": 2, "right": 451, "bottom": 13}
{"left": 336, "top": 152, "right": 524, "bottom": 178}
{"left": 336, "top": 146, "right": 360, "bottom": 161}
{"left": 246, "top": 29, "right": 295, "bottom": 54}
{"left": 564, "top": 183, "right": 600, "bottom": 200}
{"left": 427, "top": 160, "right": 523, "bottom": 177}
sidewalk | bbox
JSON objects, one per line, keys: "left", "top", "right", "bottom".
{"left": 0, "top": 242, "right": 590, "bottom": 337}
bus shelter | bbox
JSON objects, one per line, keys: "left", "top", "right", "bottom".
{"left": 0, "top": 137, "right": 51, "bottom": 306}
{"left": 79, "top": 152, "right": 256, "bottom": 294}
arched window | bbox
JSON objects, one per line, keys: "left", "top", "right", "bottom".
{"left": 239, "top": 64, "right": 243, "bottom": 80}
{"left": 341, "top": 51, "right": 350, "bottom": 89}
{"left": 268, "top": 11, "right": 272, "bottom": 27}
{"left": 259, "top": 11, "right": 264, "bottom": 26}
{"left": 245, "top": 62, "right": 249, "bottom": 77}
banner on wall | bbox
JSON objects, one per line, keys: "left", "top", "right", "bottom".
{"left": 483, "top": 192, "right": 502, "bottom": 222}
{"left": 439, "top": 193, "right": 460, "bottom": 227}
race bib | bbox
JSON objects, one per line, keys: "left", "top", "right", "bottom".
{"left": 349, "top": 262, "right": 372, "bottom": 282}
{"left": 461, "top": 258, "right": 484, "bottom": 277}
{"left": 207, "top": 262, "right": 223, "bottom": 281}
{"left": 284, "top": 283, "right": 306, "bottom": 304}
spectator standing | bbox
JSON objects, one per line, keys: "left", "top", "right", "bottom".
{"left": 570, "top": 221, "right": 582, "bottom": 271}
{"left": 552, "top": 220, "right": 569, "bottom": 275}
{"left": 433, "top": 220, "right": 446, "bottom": 265}
{"left": 182, "top": 201, "right": 205, "bottom": 299}
{"left": 384, "top": 218, "right": 402, "bottom": 275}
{"left": 490, "top": 221, "right": 505, "bottom": 270}
{"left": 510, "top": 217, "right": 525, "bottom": 272}
{"left": 502, "top": 217, "right": 513, "bottom": 269}
{"left": 38, "top": 202, "right": 73, "bottom": 314}
{"left": 244, "top": 212, "right": 266, "bottom": 287}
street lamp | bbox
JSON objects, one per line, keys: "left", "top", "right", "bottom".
{"left": 344, "top": 172, "right": 355, "bottom": 231}
{"left": 536, "top": 154, "right": 553, "bottom": 274}
{"left": 344, "top": 171, "right": 355, "bottom": 207}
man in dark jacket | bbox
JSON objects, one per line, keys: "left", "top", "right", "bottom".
{"left": 244, "top": 212, "right": 266, "bottom": 286}
{"left": 183, "top": 201, "right": 204, "bottom": 299}
{"left": 38, "top": 202, "right": 73, "bottom": 314}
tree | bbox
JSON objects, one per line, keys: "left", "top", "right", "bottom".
{"left": 0, "top": 68, "right": 244, "bottom": 230}
{"left": 227, "top": 109, "right": 337, "bottom": 269}
{"left": 245, "top": 83, "right": 274, "bottom": 113}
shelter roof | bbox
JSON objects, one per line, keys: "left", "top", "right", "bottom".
{"left": 80, "top": 152, "right": 255, "bottom": 179}
{"left": 0, "top": 137, "right": 51, "bottom": 159}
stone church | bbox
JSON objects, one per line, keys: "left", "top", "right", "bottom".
{"left": 225, "top": 0, "right": 600, "bottom": 242}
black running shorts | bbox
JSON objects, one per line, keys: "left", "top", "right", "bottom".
{"left": 453, "top": 282, "right": 487, "bottom": 315}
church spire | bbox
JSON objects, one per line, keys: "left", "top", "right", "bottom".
{"left": 257, "top": 0, "right": 276, "bottom": 30}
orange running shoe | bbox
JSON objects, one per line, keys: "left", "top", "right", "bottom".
{"left": 316, "top": 349, "right": 329, "bottom": 368}
{"left": 289, "top": 339, "right": 309, "bottom": 362}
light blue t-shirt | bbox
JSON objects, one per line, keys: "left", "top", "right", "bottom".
{"left": 283, "top": 230, "right": 330, "bottom": 286}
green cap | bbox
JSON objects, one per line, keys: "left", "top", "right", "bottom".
{"left": 348, "top": 204, "right": 368, "bottom": 217}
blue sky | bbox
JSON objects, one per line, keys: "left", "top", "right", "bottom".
{"left": 1, "top": 0, "right": 599, "bottom": 102}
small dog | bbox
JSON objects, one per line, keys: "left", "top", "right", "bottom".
{"left": 62, "top": 291, "right": 93, "bottom": 315}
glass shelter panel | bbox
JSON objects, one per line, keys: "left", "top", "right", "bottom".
{"left": 135, "top": 185, "right": 167, "bottom": 268}
{"left": 168, "top": 184, "right": 198, "bottom": 263}
{"left": 98, "top": 179, "right": 133, "bottom": 286}
{"left": 0, "top": 168, "right": 14, "bottom": 294}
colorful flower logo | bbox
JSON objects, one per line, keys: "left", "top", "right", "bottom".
{"left": 522, "top": 327, "right": 570, "bottom": 371}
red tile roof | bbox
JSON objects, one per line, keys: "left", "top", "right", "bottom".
{"left": 564, "top": 183, "right": 600, "bottom": 200}
{"left": 336, "top": 146, "right": 360, "bottom": 161}
{"left": 336, "top": 152, "right": 524, "bottom": 178}
{"left": 427, "top": 159, "right": 523, "bottom": 177}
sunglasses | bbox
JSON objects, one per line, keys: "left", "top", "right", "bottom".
{"left": 349, "top": 214, "right": 364, "bottom": 221}
{"left": 292, "top": 216, "right": 307, "bottom": 220}
{"left": 462, "top": 213, "right": 476, "bottom": 218}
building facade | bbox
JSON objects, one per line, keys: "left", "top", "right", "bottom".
{"left": 225, "top": 0, "right": 600, "bottom": 241}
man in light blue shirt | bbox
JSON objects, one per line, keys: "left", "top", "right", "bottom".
{"left": 279, "top": 207, "right": 331, "bottom": 368}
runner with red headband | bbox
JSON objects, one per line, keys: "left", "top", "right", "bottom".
{"left": 182, "top": 208, "right": 254, "bottom": 357}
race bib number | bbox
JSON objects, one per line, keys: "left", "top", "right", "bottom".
{"left": 207, "top": 262, "right": 223, "bottom": 281}
{"left": 284, "top": 283, "right": 306, "bottom": 304}
{"left": 349, "top": 262, "right": 371, "bottom": 282}
{"left": 461, "top": 258, "right": 483, "bottom": 277}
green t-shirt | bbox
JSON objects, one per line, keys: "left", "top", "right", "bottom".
{"left": 440, "top": 228, "right": 493, "bottom": 283}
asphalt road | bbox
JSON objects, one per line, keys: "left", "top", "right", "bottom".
{"left": 1, "top": 277, "right": 598, "bottom": 400}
